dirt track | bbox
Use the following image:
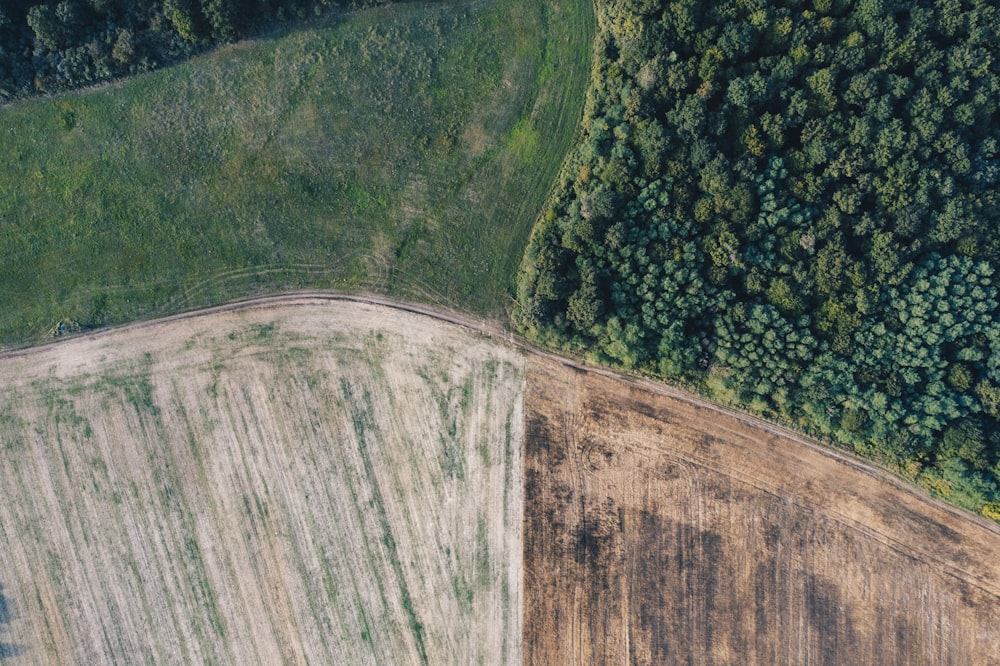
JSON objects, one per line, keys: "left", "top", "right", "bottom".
{"left": 8, "top": 289, "right": 995, "bottom": 535}
{"left": 3, "top": 292, "right": 1000, "bottom": 664}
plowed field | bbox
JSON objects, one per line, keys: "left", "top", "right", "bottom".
{"left": 523, "top": 356, "right": 1000, "bottom": 665}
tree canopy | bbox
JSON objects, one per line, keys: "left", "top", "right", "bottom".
{"left": 517, "top": 0, "right": 1000, "bottom": 516}
{"left": 0, "top": 0, "right": 378, "bottom": 100}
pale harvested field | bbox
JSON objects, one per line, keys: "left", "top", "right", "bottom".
{"left": 524, "top": 356, "right": 1000, "bottom": 665}
{"left": 0, "top": 299, "right": 523, "bottom": 664}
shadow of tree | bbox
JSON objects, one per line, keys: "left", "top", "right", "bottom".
{"left": 0, "top": 584, "right": 25, "bottom": 660}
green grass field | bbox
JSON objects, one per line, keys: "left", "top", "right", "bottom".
{"left": 0, "top": 0, "right": 594, "bottom": 347}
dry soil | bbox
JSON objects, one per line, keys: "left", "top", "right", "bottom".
{"left": 523, "top": 355, "right": 1000, "bottom": 665}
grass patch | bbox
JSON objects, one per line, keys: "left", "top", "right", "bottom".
{"left": 0, "top": 403, "right": 26, "bottom": 452}
{"left": 0, "top": 0, "right": 594, "bottom": 347}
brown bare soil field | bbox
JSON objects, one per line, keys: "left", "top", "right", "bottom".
{"left": 0, "top": 299, "right": 523, "bottom": 664}
{"left": 524, "top": 356, "right": 1000, "bottom": 665}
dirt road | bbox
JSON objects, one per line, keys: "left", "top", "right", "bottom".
{"left": 3, "top": 292, "right": 1000, "bottom": 664}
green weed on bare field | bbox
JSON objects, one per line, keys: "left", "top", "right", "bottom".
{"left": 0, "top": 303, "right": 525, "bottom": 663}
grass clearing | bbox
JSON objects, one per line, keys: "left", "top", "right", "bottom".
{"left": 0, "top": 0, "right": 594, "bottom": 347}
{"left": 0, "top": 300, "right": 524, "bottom": 664}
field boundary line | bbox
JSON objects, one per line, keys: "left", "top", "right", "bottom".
{"left": 4, "top": 288, "right": 999, "bottom": 545}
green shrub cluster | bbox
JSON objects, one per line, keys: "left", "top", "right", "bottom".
{"left": 517, "top": 0, "right": 1000, "bottom": 515}
{"left": 0, "top": 0, "right": 380, "bottom": 100}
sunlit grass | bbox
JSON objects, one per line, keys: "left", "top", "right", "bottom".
{"left": 0, "top": 0, "right": 594, "bottom": 346}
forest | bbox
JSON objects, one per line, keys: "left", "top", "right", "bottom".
{"left": 0, "top": 0, "right": 379, "bottom": 100}
{"left": 516, "top": 0, "right": 1000, "bottom": 516}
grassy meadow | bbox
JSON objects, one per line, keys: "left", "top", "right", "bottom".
{"left": 0, "top": 300, "right": 525, "bottom": 663}
{"left": 0, "top": 0, "right": 594, "bottom": 346}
